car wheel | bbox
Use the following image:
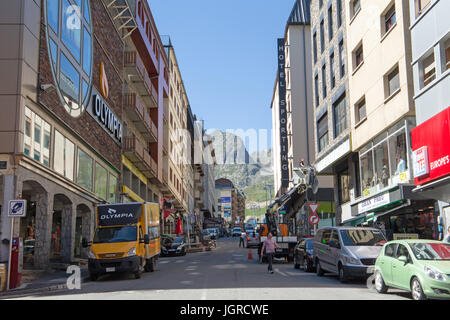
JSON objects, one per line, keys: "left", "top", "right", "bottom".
{"left": 316, "top": 260, "right": 324, "bottom": 277}
{"left": 294, "top": 256, "right": 300, "bottom": 269}
{"left": 411, "top": 277, "right": 427, "bottom": 301}
{"left": 375, "top": 271, "right": 388, "bottom": 294}
{"left": 338, "top": 265, "right": 348, "bottom": 283}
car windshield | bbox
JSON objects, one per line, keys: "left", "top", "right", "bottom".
{"left": 339, "top": 229, "right": 386, "bottom": 246}
{"left": 173, "top": 238, "right": 183, "bottom": 243}
{"left": 305, "top": 239, "right": 314, "bottom": 249}
{"left": 93, "top": 226, "right": 137, "bottom": 244}
{"left": 409, "top": 242, "right": 450, "bottom": 261}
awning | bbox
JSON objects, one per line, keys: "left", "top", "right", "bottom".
{"left": 412, "top": 175, "right": 450, "bottom": 203}
{"left": 342, "top": 215, "right": 367, "bottom": 227}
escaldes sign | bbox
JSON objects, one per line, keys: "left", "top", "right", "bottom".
{"left": 411, "top": 107, "right": 450, "bottom": 186}
{"left": 277, "top": 38, "right": 289, "bottom": 188}
{"left": 97, "top": 203, "right": 143, "bottom": 226}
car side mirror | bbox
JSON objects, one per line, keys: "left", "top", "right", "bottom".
{"left": 82, "top": 238, "right": 90, "bottom": 248}
{"left": 144, "top": 234, "right": 150, "bottom": 245}
{"left": 398, "top": 256, "right": 408, "bottom": 264}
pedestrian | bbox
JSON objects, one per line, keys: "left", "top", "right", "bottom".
{"left": 444, "top": 226, "right": 450, "bottom": 243}
{"left": 260, "top": 232, "right": 280, "bottom": 274}
{"left": 239, "top": 232, "right": 245, "bottom": 248}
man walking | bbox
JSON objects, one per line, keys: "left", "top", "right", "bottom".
{"left": 444, "top": 226, "right": 450, "bottom": 243}
{"left": 261, "top": 232, "right": 279, "bottom": 274}
{"left": 239, "top": 231, "right": 245, "bottom": 248}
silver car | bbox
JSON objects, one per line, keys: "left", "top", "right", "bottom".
{"left": 245, "top": 232, "right": 259, "bottom": 248}
{"left": 313, "top": 226, "right": 387, "bottom": 282}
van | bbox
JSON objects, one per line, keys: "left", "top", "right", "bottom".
{"left": 313, "top": 226, "right": 387, "bottom": 282}
{"left": 83, "top": 202, "right": 161, "bottom": 281}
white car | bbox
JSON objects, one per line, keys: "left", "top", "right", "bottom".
{"left": 232, "top": 227, "right": 242, "bottom": 237}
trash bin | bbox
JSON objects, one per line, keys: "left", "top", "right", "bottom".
{"left": 0, "top": 263, "right": 7, "bottom": 292}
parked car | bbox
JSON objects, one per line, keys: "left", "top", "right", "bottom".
{"left": 232, "top": 227, "right": 242, "bottom": 237}
{"left": 294, "top": 238, "right": 314, "bottom": 272}
{"left": 374, "top": 240, "right": 450, "bottom": 300}
{"left": 207, "top": 228, "right": 218, "bottom": 240}
{"left": 245, "top": 231, "right": 259, "bottom": 248}
{"left": 313, "top": 227, "right": 387, "bottom": 282}
{"left": 161, "top": 236, "right": 186, "bottom": 257}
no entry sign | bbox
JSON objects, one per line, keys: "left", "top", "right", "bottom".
{"left": 309, "top": 213, "right": 319, "bottom": 225}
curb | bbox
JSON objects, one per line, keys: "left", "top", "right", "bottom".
{"left": 0, "top": 276, "right": 90, "bottom": 298}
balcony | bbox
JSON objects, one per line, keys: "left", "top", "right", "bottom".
{"left": 124, "top": 51, "right": 158, "bottom": 108}
{"left": 123, "top": 92, "right": 157, "bottom": 142}
{"left": 123, "top": 136, "right": 157, "bottom": 178}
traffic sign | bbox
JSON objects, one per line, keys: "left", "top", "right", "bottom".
{"left": 309, "top": 213, "right": 319, "bottom": 225}
{"left": 308, "top": 203, "right": 319, "bottom": 214}
{"left": 8, "top": 200, "right": 26, "bottom": 217}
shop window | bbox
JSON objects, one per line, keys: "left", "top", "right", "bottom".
{"left": 360, "top": 150, "right": 374, "bottom": 195}
{"left": 382, "top": 4, "right": 396, "bottom": 36}
{"left": 109, "top": 174, "right": 118, "bottom": 203}
{"left": 374, "top": 141, "right": 390, "bottom": 188}
{"left": 54, "top": 130, "right": 75, "bottom": 181}
{"left": 421, "top": 52, "right": 436, "bottom": 88}
{"left": 95, "top": 162, "right": 108, "bottom": 200}
{"left": 333, "top": 93, "right": 347, "bottom": 138}
{"left": 414, "top": 0, "right": 431, "bottom": 18}
{"left": 77, "top": 148, "right": 93, "bottom": 191}
{"left": 23, "top": 107, "right": 51, "bottom": 168}
{"left": 389, "top": 130, "right": 408, "bottom": 177}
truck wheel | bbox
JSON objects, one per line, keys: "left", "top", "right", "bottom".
{"left": 134, "top": 270, "right": 141, "bottom": 279}
{"left": 145, "top": 258, "right": 157, "bottom": 272}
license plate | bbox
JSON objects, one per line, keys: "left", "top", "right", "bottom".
{"left": 276, "top": 248, "right": 283, "bottom": 252}
{"left": 106, "top": 267, "right": 115, "bottom": 273}
{"left": 169, "top": 249, "right": 175, "bottom": 251}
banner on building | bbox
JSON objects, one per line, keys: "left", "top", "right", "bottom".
{"left": 277, "top": 38, "right": 289, "bottom": 188}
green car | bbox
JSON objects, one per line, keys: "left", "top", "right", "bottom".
{"left": 374, "top": 240, "right": 450, "bottom": 300}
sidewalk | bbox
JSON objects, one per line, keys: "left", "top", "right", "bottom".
{"left": 0, "top": 267, "right": 90, "bottom": 298}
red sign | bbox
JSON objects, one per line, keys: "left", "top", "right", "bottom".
{"left": 308, "top": 203, "right": 319, "bottom": 214}
{"left": 411, "top": 107, "right": 450, "bottom": 186}
{"left": 309, "top": 213, "right": 319, "bottom": 225}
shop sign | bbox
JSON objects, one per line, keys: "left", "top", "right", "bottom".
{"left": 277, "top": 38, "right": 289, "bottom": 188}
{"left": 358, "top": 193, "right": 390, "bottom": 214}
{"left": 393, "top": 234, "right": 419, "bottom": 240}
{"left": 411, "top": 106, "right": 450, "bottom": 186}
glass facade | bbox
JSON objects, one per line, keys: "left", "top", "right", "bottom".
{"left": 77, "top": 148, "right": 93, "bottom": 191}
{"left": 24, "top": 107, "right": 51, "bottom": 167}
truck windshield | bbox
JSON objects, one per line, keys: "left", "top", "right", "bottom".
{"left": 93, "top": 226, "right": 137, "bottom": 244}
{"left": 339, "top": 229, "right": 386, "bottom": 246}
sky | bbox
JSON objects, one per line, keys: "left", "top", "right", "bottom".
{"left": 148, "top": 0, "right": 297, "bottom": 151}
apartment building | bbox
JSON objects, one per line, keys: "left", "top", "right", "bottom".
{"left": 408, "top": 0, "right": 450, "bottom": 234}
{"left": 311, "top": 0, "right": 355, "bottom": 225}
{"left": 343, "top": 0, "right": 438, "bottom": 240}
{"left": 215, "top": 178, "right": 245, "bottom": 227}
{"left": 159, "top": 37, "right": 190, "bottom": 234}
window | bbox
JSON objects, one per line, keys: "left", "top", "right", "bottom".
{"left": 95, "top": 162, "right": 108, "bottom": 200}
{"left": 109, "top": 174, "right": 117, "bottom": 203}
{"left": 317, "top": 114, "right": 329, "bottom": 152}
{"left": 414, "top": 0, "right": 431, "bottom": 18}
{"left": 356, "top": 98, "right": 366, "bottom": 123}
{"left": 374, "top": 141, "right": 390, "bottom": 188}
{"left": 333, "top": 94, "right": 347, "bottom": 137}
{"left": 351, "top": 0, "right": 361, "bottom": 19}
{"left": 383, "top": 5, "right": 396, "bottom": 35}
{"left": 421, "top": 52, "right": 436, "bottom": 88}
{"left": 445, "top": 38, "right": 450, "bottom": 71}
{"left": 319, "top": 0, "right": 323, "bottom": 8}
{"left": 353, "top": 43, "right": 364, "bottom": 71}
{"left": 23, "top": 107, "right": 51, "bottom": 167}
{"left": 330, "top": 52, "right": 335, "bottom": 89}
{"left": 321, "top": 229, "right": 332, "bottom": 245}
{"left": 395, "top": 244, "right": 411, "bottom": 261}
{"left": 339, "top": 40, "right": 345, "bottom": 78}
{"left": 313, "top": 32, "right": 318, "bottom": 64}
{"left": 77, "top": 148, "right": 93, "bottom": 191}
{"left": 386, "top": 66, "right": 400, "bottom": 98}
{"left": 320, "top": 19, "right": 325, "bottom": 53}
{"left": 338, "top": 169, "right": 350, "bottom": 204}
{"left": 328, "top": 5, "right": 333, "bottom": 41}
{"left": 389, "top": 130, "right": 408, "bottom": 176}
{"left": 385, "top": 244, "right": 396, "bottom": 257}
{"left": 360, "top": 150, "right": 374, "bottom": 193}
{"left": 54, "top": 130, "right": 75, "bottom": 181}
{"left": 314, "top": 74, "right": 320, "bottom": 107}
{"left": 46, "top": 0, "right": 92, "bottom": 117}
{"left": 322, "top": 64, "right": 327, "bottom": 98}
{"left": 337, "top": 0, "right": 342, "bottom": 27}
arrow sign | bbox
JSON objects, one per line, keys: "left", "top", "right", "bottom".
{"left": 309, "top": 213, "right": 319, "bottom": 225}
{"left": 308, "top": 203, "right": 319, "bottom": 214}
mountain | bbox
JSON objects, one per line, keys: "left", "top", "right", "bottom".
{"left": 210, "top": 131, "right": 274, "bottom": 207}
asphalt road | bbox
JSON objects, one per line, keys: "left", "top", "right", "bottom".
{"left": 6, "top": 238, "right": 410, "bottom": 300}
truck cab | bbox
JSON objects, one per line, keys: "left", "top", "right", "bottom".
{"left": 83, "top": 202, "right": 160, "bottom": 280}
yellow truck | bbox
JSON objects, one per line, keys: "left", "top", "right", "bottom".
{"left": 82, "top": 202, "right": 161, "bottom": 280}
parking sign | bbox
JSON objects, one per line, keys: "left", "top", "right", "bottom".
{"left": 8, "top": 200, "right": 27, "bottom": 217}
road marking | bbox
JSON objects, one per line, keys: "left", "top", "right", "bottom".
{"left": 175, "top": 260, "right": 185, "bottom": 263}
{"left": 159, "top": 261, "right": 169, "bottom": 264}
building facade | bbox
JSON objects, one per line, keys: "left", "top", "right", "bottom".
{"left": 310, "top": 0, "right": 355, "bottom": 226}
{"left": 408, "top": 0, "right": 450, "bottom": 236}
{"left": 215, "top": 178, "right": 245, "bottom": 227}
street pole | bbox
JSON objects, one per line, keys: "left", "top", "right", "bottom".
{"left": 6, "top": 216, "right": 14, "bottom": 291}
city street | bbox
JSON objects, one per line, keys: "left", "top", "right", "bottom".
{"left": 5, "top": 238, "right": 409, "bottom": 300}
